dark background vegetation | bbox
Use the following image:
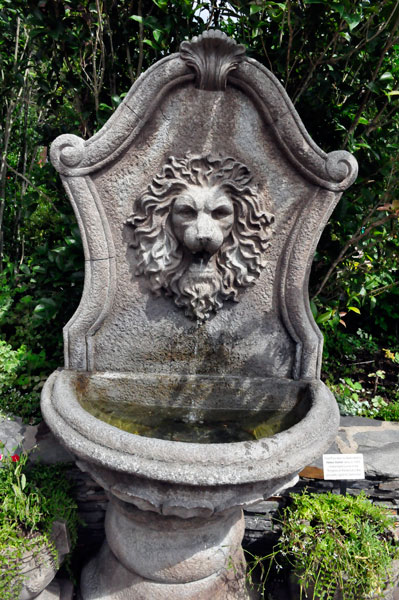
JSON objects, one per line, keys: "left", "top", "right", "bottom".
{"left": 0, "top": 0, "right": 398, "bottom": 423}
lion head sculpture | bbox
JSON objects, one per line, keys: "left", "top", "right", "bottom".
{"left": 126, "top": 154, "right": 275, "bottom": 320}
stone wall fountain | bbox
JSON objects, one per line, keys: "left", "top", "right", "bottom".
{"left": 41, "top": 30, "right": 358, "bottom": 599}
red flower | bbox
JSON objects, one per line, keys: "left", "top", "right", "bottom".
{"left": 11, "top": 454, "right": 19, "bottom": 462}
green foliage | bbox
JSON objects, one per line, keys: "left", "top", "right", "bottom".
{"left": 331, "top": 377, "right": 388, "bottom": 418}
{"left": 0, "top": 331, "right": 47, "bottom": 423}
{"left": 0, "top": 449, "right": 79, "bottom": 599}
{"left": 0, "top": 339, "right": 26, "bottom": 395}
{"left": 248, "top": 491, "right": 399, "bottom": 600}
{"left": 376, "top": 399, "right": 399, "bottom": 421}
{"left": 0, "top": 0, "right": 398, "bottom": 422}
{"left": 323, "top": 329, "right": 399, "bottom": 421}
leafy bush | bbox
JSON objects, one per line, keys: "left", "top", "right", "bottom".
{"left": 321, "top": 327, "right": 399, "bottom": 420}
{"left": 0, "top": 338, "right": 46, "bottom": 423}
{"left": 248, "top": 491, "right": 399, "bottom": 600}
{"left": 376, "top": 401, "right": 399, "bottom": 422}
{"left": 0, "top": 340, "right": 26, "bottom": 395}
{"left": 0, "top": 450, "right": 79, "bottom": 599}
{"left": 330, "top": 377, "right": 388, "bottom": 418}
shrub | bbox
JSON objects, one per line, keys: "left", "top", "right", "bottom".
{"left": 0, "top": 449, "right": 79, "bottom": 599}
{"left": 248, "top": 491, "right": 399, "bottom": 600}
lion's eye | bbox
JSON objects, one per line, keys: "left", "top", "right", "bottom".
{"left": 212, "top": 207, "right": 232, "bottom": 220}
{"left": 174, "top": 205, "right": 197, "bottom": 219}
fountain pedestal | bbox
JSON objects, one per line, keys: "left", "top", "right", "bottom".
{"left": 82, "top": 498, "right": 247, "bottom": 599}
{"left": 42, "top": 29, "right": 357, "bottom": 600}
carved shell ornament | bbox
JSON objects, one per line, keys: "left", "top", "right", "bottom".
{"left": 180, "top": 30, "right": 246, "bottom": 91}
{"left": 127, "top": 155, "right": 275, "bottom": 321}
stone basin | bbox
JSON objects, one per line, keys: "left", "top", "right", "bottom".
{"left": 42, "top": 369, "right": 339, "bottom": 499}
{"left": 42, "top": 370, "right": 339, "bottom": 599}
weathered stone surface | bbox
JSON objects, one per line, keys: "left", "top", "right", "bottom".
{"left": 30, "top": 422, "right": 74, "bottom": 464}
{"left": 0, "top": 415, "right": 25, "bottom": 455}
{"left": 245, "top": 500, "right": 280, "bottom": 513}
{"left": 81, "top": 541, "right": 252, "bottom": 600}
{"left": 18, "top": 522, "right": 70, "bottom": 600}
{"left": 0, "top": 417, "right": 73, "bottom": 464}
{"left": 340, "top": 415, "right": 382, "bottom": 427}
{"left": 355, "top": 429, "right": 399, "bottom": 449}
{"left": 362, "top": 444, "right": 399, "bottom": 478}
{"left": 43, "top": 371, "right": 339, "bottom": 493}
{"left": 301, "top": 417, "right": 399, "bottom": 478}
{"left": 380, "top": 481, "right": 399, "bottom": 491}
{"left": 36, "top": 579, "right": 74, "bottom": 600}
{"left": 104, "top": 500, "right": 244, "bottom": 584}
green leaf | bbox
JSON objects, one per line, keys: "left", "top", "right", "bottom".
{"left": 380, "top": 72, "right": 393, "bottom": 81}
{"left": 111, "top": 95, "right": 122, "bottom": 106}
{"left": 316, "top": 311, "right": 334, "bottom": 324}
{"left": 99, "top": 103, "right": 113, "bottom": 112}
{"left": 143, "top": 39, "right": 158, "bottom": 49}
{"left": 348, "top": 306, "right": 361, "bottom": 314}
{"left": 19, "top": 264, "right": 30, "bottom": 275}
{"left": 366, "top": 82, "right": 379, "bottom": 93}
{"left": 152, "top": 0, "right": 168, "bottom": 9}
{"left": 250, "top": 4, "right": 263, "bottom": 14}
{"left": 310, "top": 299, "right": 317, "bottom": 319}
{"left": 12, "top": 483, "right": 22, "bottom": 497}
{"left": 21, "top": 473, "right": 26, "bottom": 490}
{"left": 345, "top": 15, "right": 361, "bottom": 32}
{"left": 153, "top": 29, "right": 163, "bottom": 43}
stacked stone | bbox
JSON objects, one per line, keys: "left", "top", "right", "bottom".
{"left": 67, "top": 466, "right": 107, "bottom": 555}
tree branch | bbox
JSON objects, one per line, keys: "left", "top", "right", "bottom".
{"left": 343, "top": 12, "right": 399, "bottom": 146}
{"left": 312, "top": 214, "right": 396, "bottom": 300}
{"left": 5, "top": 161, "right": 59, "bottom": 212}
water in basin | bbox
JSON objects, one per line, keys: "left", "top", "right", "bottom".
{"left": 74, "top": 372, "right": 310, "bottom": 443}
{"left": 78, "top": 398, "right": 304, "bottom": 443}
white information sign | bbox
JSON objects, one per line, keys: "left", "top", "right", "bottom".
{"left": 323, "top": 453, "right": 365, "bottom": 480}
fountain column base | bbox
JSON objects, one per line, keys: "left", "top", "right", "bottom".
{"left": 80, "top": 497, "right": 254, "bottom": 599}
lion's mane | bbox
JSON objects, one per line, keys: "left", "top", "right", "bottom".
{"left": 127, "top": 154, "right": 275, "bottom": 319}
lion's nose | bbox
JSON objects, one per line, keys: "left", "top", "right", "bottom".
{"left": 196, "top": 214, "right": 223, "bottom": 252}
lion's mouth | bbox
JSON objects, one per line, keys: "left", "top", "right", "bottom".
{"left": 191, "top": 250, "right": 212, "bottom": 265}
{"left": 188, "top": 250, "right": 214, "bottom": 274}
